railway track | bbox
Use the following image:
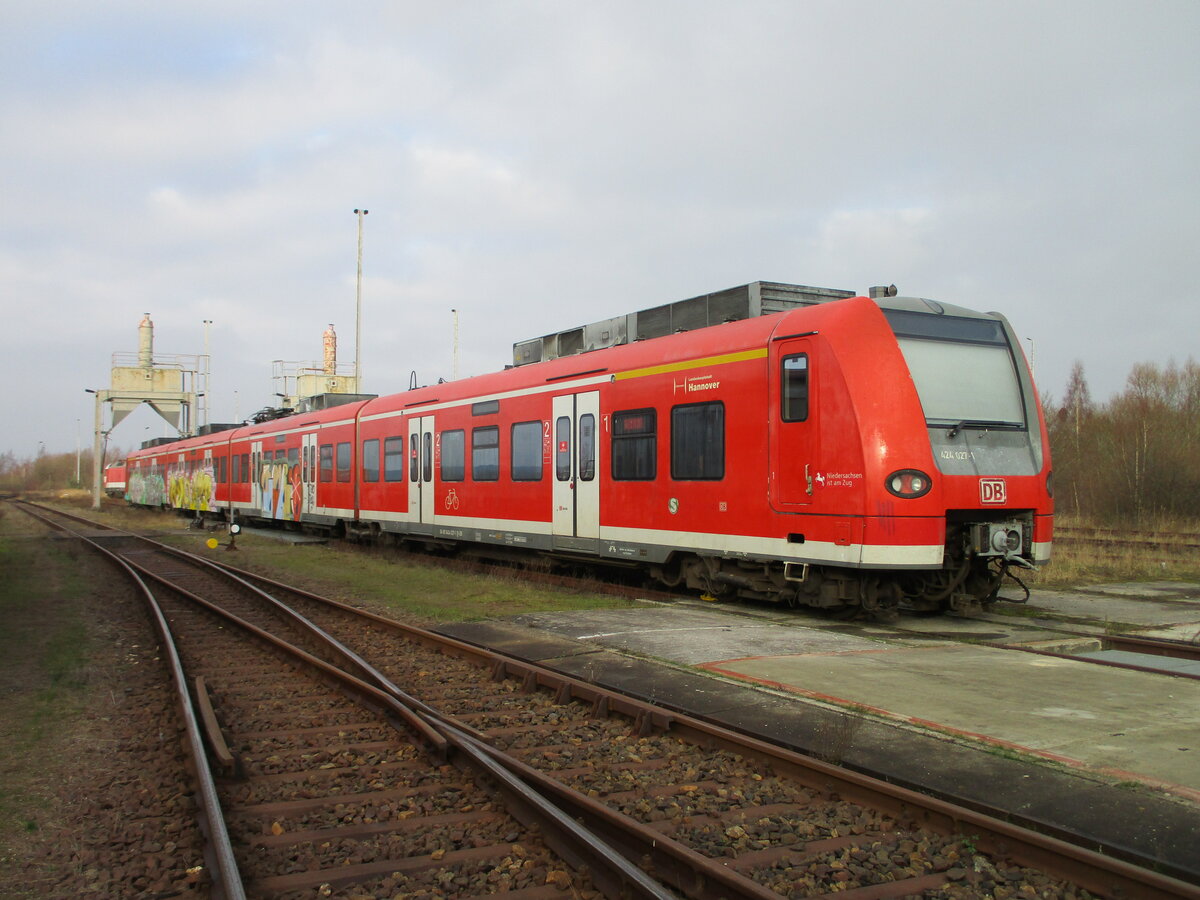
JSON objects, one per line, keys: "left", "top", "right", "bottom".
{"left": 14, "top": 500, "right": 1200, "bottom": 898}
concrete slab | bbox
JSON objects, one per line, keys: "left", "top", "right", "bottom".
{"left": 706, "top": 643, "right": 1200, "bottom": 791}
{"left": 1024, "top": 589, "right": 1200, "bottom": 627}
{"left": 443, "top": 620, "right": 599, "bottom": 664}
{"left": 1076, "top": 648, "right": 1200, "bottom": 677}
{"left": 1139, "top": 622, "right": 1200, "bottom": 641}
{"left": 239, "top": 525, "right": 328, "bottom": 544}
{"left": 1082, "top": 582, "right": 1200, "bottom": 599}
{"left": 510, "top": 606, "right": 928, "bottom": 664}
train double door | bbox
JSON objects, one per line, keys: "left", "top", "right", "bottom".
{"left": 407, "top": 415, "right": 436, "bottom": 533}
{"left": 552, "top": 391, "right": 600, "bottom": 551}
{"left": 301, "top": 432, "right": 317, "bottom": 516}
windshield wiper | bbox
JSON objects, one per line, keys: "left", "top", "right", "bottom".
{"left": 945, "top": 419, "right": 1021, "bottom": 439}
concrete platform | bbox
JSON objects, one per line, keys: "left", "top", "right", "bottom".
{"left": 435, "top": 585, "right": 1200, "bottom": 883}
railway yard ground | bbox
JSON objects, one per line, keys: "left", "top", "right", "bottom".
{"left": 2, "top": 495, "right": 1199, "bottom": 897}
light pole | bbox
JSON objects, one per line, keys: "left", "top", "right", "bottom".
{"left": 203, "top": 319, "right": 212, "bottom": 428}
{"left": 85, "top": 388, "right": 104, "bottom": 509}
{"left": 353, "top": 208, "right": 368, "bottom": 390}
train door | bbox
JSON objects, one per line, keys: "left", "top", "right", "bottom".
{"left": 173, "top": 452, "right": 186, "bottom": 509}
{"left": 769, "top": 337, "right": 817, "bottom": 509}
{"left": 301, "top": 432, "right": 317, "bottom": 515}
{"left": 250, "top": 440, "right": 264, "bottom": 512}
{"left": 407, "top": 416, "right": 436, "bottom": 530}
{"left": 202, "top": 449, "right": 214, "bottom": 511}
{"left": 552, "top": 391, "right": 600, "bottom": 549}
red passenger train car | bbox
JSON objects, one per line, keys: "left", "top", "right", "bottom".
{"left": 122, "top": 283, "right": 1053, "bottom": 615}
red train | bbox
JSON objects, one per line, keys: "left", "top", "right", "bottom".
{"left": 122, "top": 282, "right": 1053, "bottom": 614}
{"left": 102, "top": 461, "right": 127, "bottom": 497}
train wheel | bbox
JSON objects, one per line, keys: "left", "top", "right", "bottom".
{"left": 860, "top": 577, "right": 902, "bottom": 620}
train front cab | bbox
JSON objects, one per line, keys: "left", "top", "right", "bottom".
{"left": 786, "top": 295, "right": 1054, "bottom": 613}
{"left": 763, "top": 300, "right": 1056, "bottom": 619}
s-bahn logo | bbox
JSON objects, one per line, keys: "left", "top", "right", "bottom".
{"left": 980, "top": 478, "right": 1007, "bottom": 505}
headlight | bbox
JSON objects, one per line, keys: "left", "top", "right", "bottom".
{"left": 886, "top": 469, "right": 933, "bottom": 499}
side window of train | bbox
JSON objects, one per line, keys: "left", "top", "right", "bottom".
{"left": 441, "top": 429, "right": 465, "bottom": 482}
{"left": 384, "top": 436, "right": 404, "bottom": 482}
{"left": 319, "top": 444, "right": 334, "bottom": 483}
{"left": 472, "top": 426, "right": 500, "bottom": 481}
{"left": 782, "top": 354, "right": 810, "bottom": 422}
{"left": 241, "top": 453, "right": 250, "bottom": 482}
{"left": 232, "top": 454, "right": 241, "bottom": 483}
{"left": 671, "top": 402, "right": 724, "bottom": 480}
{"left": 336, "top": 442, "right": 352, "bottom": 483}
{"left": 579, "top": 414, "right": 596, "bottom": 481}
{"left": 612, "top": 408, "right": 657, "bottom": 480}
{"left": 362, "top": 439, "right": 380, "bottom": 482}
{"left": 555, "top": 416, "right": 571, "bottom": 481}
{"left": 511, "top": 420, "right": 543, "bottom": 481}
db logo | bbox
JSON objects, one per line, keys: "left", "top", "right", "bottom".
{"left": 980, "top": 478, "right": 1007, "bottom": 505}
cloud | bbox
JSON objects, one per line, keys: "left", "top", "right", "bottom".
{"left": 2, "top": 0, "right": 1198, "bottom": 456}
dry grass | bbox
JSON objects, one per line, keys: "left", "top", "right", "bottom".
{"left": 1034, "top": 513, "right": 1200, "bottom": 588}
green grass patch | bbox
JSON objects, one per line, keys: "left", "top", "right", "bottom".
{"left": 161, "top": 531, "right": 639, "bottom": 623}
{"left": 0, "top": 535, "right": 92, "bottom": 848}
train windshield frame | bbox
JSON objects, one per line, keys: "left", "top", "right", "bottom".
{"left": 883, "top": 310, "right": 1026, "bottom": 429}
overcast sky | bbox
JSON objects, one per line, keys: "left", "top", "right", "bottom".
{"left": 3, "top": 1, "right": 1197, "bottom": 459}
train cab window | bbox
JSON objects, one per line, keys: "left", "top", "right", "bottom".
{"left": 472, "top": 426, "right": 499, "bottom": 481}
{"left": 336, "top": 442, "right": 352, "bottom": 482}
{"left": 781, "top": 354, "right": 810, "bottom": 422}
{"left": 362, "top": 439, "right": 380, "bottom": 482}
{"left": 671, "top": 402, "right": 724, "bottom": 480}
{"left": 555, "top": 417, "right": 571, "bottom": 481}
{"left": 441, "top": 429, "right": 465, "bottom": 482}
{"left": 319, "top": 444, "right": 334, "bottom": 482}
{"left": 383, "top": 436, "right": 404, "bottom": 482}
{"left": 511, "top": 421, "right": 543, "bottom": 481}
{"left": 612, "top": 408, "right": 657, "bottom": 480}
{"left": 579, "top": 414, "right": 596, "bottom": 481}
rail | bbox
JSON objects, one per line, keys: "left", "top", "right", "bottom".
{"left": 15, "top": 500, "right": 1200, "bottom": 899}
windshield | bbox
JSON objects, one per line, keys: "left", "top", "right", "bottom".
{"left": 884, "top": 310, "right": 1026, "bottom": 427}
